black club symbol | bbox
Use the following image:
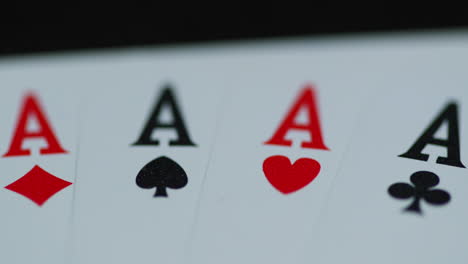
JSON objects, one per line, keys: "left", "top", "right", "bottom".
{"left": 388, "top": 171, "right": 451, "bottom": 214}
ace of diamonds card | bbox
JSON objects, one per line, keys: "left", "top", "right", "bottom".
{"left": 308, "top": 40, "right": 468, "bottom": 264}
{"left": 0, "top": 65, "right": 80, "bottom": 264}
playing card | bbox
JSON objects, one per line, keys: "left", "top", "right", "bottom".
{"left": 188, "top": 43, "right": 378, "bottom": 263}
{"left": 0, "top": 64, "right": 80, "bottom": 264}
{"left": 307, "top": 37, "right": 468, "bottom": 264}
{"left": 70, "top": 52, "right": 229, "bottom": 264}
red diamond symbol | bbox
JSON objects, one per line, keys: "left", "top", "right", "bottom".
{"left": 5, "top": 165, "right": 72, "bottom": 206}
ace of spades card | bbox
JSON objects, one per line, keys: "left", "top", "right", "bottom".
{"left": 0, "top": 64, "right": 80, "bottom": 264}
{"left": 71, "top": 55, "right": 226, "bottom": 264}
{"left": 188, "top": 45, "right": 376, "bottom": 264}
{"left": 308, "top": 42, "right": 468, "bottom": 264}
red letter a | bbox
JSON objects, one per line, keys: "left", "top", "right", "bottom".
{"left": 264, "top": 84, "right": 329, "bottom": 150}
{"left": 3, "top": 93, "right": 68, "bottom": 157}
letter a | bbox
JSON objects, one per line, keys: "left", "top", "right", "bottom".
{"left": 133, "top": 86, "right": 196, "bottom": 146}
{"left": 399, "top": 102, "right": 465, "bottom": 168}
{"left": 3, "top": 93, "right": 68, "bottom": 157}
{"left": 265, "top": 84, "right": 329, "bottom": 150}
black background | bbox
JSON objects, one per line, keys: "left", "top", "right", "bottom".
{"left": 2, "top": 6, "right": 468, "bottom": 56}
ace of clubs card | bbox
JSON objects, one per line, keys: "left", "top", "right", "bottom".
{"left": 308, "top": 42, "right": 468, "bottom": 264}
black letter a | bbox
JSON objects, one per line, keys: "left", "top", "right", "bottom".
{"left": 133, "top": 85, "right": 196, "bottom": 146}
{"left": 399, "top": 102, "right": 465, "bottom": 168}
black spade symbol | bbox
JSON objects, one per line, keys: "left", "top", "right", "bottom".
{"left": 136, "top": 156, "right": 188, "bottom": 197}
{"left": 388, "top": 171, "right": 450, "bottom": 214}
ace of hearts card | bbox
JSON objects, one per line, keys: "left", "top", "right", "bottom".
{"left": 187, "top": 44, "right": 380, "bottom": 263}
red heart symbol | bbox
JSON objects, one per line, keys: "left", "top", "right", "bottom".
{"left": 262, "top": 155, "right": 321, "bottom": 194}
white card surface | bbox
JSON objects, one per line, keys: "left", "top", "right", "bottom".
{"left": 308, "top": 39, "right": 468, "bottom": 264}
{"left": 71, "top": 54, "right": 229, "bottom": 264}
{"left": 188, "top": 45, "right": 378, "bottom": 264}
{"left": 0, "top": 66, "right": 80, "bottom": 264}
{"left": 1, "top": 31, "right": 467, "bottom": 264}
